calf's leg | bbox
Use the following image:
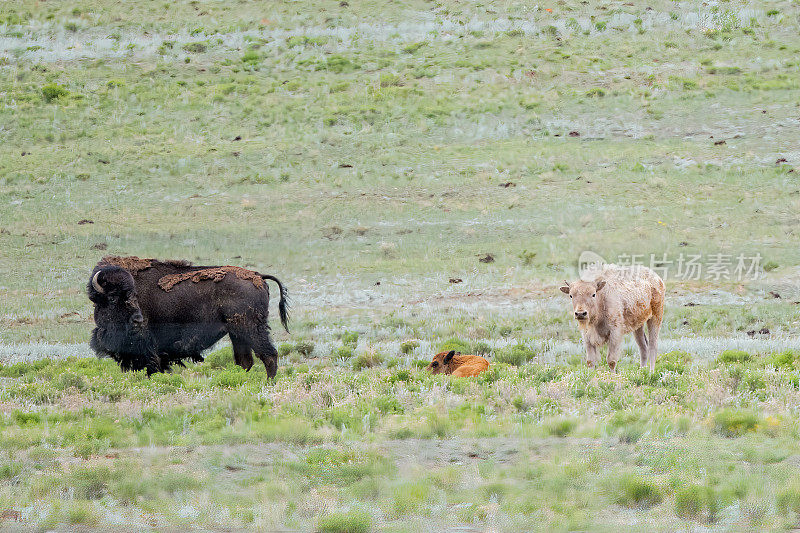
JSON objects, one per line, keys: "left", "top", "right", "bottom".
{"left": 646, "top": 316, "right": 661, "bottom": 372}
{"left": 634, "top": 327, "right": 648, "bottom": 367}
{"left": 583, "top": 336, "right": 600, "bottom": 369}
{"left": 606, "top": 332, "right": 623, "bottom": 372}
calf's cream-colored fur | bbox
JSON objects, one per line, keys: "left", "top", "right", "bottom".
{"left": 560, "top": 265, "right": 665, "bottom": 372}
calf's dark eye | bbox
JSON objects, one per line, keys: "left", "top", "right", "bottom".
{"left": 592, "top": 293, "right": 596, "bottom": 297}
{"left": 432, "top": 362, "right": 438, "bottom": 367}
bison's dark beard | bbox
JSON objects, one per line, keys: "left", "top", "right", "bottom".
{"left": 90, "top": 324, "right": 160, "bottom": 375}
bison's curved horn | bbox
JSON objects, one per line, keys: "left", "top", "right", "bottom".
{"left": 92, "top": 271, "right": 104, "bottom": 294}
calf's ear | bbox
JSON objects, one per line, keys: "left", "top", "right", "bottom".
{"left": 559, "top": 285, "right": 570, "bottom": 294}
{"left": 444, "top": 350, "right": 456, "bottom": 363}
{"left": 595, "top": 280, "right": 606, "bottom": 292}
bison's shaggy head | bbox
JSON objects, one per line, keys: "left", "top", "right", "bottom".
{"left": 88, "top": 265, "right": 158, "bottom": 372}
{"left": 560, "top": 278, "right": 606, "bottom": 323}
{"left": 88, "top": 265, "right": 146, "bottom": 334}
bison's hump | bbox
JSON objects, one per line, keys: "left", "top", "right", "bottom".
{"left": 157, "top": 266, "right": 264, "bottom": 292}
{"left": 100, "top": 255, "right": 154, "bottom": 272}
{"left": 99, "top": 256, "right": 193, "bottom": 273}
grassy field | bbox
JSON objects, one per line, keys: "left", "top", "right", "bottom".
{"left": 1, "top": 0, "right": 800, "bottom": 530}
{"left": 1, "top": 348, "right": 800, "bottom": 531}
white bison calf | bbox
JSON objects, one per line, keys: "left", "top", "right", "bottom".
{"left": 560, "top": 264, "right": 665, "bottom": 372}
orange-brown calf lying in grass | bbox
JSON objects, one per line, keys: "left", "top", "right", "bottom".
{"left": 426, "top": 350, "right": 489, "bottom": 377}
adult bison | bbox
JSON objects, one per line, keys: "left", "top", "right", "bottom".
{"left": 560, "top": 264, "right": 664, "bottom": 372}
{"left": 88, "top": 256, "right": 289, "bottom": 376}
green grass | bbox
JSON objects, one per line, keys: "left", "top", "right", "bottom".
{"left": 316, "top": 510, "right": 372, "bottom": 533}
{"left": 0, "top": 349, "right": 798, "bottom": 529}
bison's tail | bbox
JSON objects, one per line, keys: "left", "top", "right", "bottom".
{"left": 261, "top": 274, "right": 290, "bottom": 332}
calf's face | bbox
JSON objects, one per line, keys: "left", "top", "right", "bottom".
{"left": 426, "top": 350, "right": 456, "bottom": 374}
{"left": 89, "top": 266, "right": 144, "bottom": 329}
{"left": 560, "top": 279, "right": 606, "bottom": 323}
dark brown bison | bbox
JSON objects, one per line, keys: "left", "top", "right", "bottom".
{"left": 88, "top": 256, "right": 289, "bottom": 376}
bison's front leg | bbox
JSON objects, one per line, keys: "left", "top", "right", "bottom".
{"left": 606, "top": 332, "right": 623, "bottom": 372}
{"left": 135, "top": 351, "right": 162, "bottom": 376}
{"left": 117, "top": 350, "right": 161, "bottom": 376}
{"left": 583, "top": 336, "right": 600, "bottom": 369}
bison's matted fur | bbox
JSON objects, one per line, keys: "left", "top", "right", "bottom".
{"left": 88, "top": 256, "right": 289, "bottom": 376}
{"left": 426, "top": 350, "right": 490, "bottom": 377}
{"left": 561, "top": 264, "right": 664, "bottom": 372}
{"left": 158, "top": 266, "right": 265, "bottom": 292}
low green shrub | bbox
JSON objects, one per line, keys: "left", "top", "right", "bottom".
{"left": 278, "top": 343, "right": 294, "bottom": 357}
{"left": 777, "top": 486, "right": 800, "bottom": 514}
{"left": 392, "top": 481, "right": 431, "bottom": 517}
{"left": 543, "top": 417, "right": 577, "bottom": 437}
{"left": 334, "top": 346, "right": 354, "bottom": 361}
{"left": 67, "top": 501, "right": 99, "bottom": 525}
{"left": 675, "top": 484, "right": 718, "bottom": 521}
{"left": 0, "top": 461, "right": 22, "bottom": 479}
{"left": 769, "top": 350, "right": 797, "bottom": 369}
{"left": 494, "top": 344, "right": 534, "bottom": 366}
{"left": 613, "top": 474, "right": 662, "bottom": 508}
{"left": 295, "top": 341, "right": 315, "bottom": 357}
{"left": 656, "top": 351, "right": 691, "bottom": 373}
{"left": 341, "top": 331, "right": 359, "bottom": 348}
{"left": 439, "top": 338, "right": 471, "bottom": 354}
{"left": 316, "top": 510, "right": 371, "bottom": 533}
{"left": 242, "top": 50, "right": 261, "bottom": 64}
{"left": 182, "top": 41, "right": 207, "bottom": 53}
{"left": 204, "top": 347, "right": 234, "bottom": 368}
{"left": 388, "top": 369, "right": 411, "bottom": 383}
{"left": 400, "top": 340, "right": 419, "bottom": 354}
{"left": 41, "top": 83, "right": 69, "bottom": 102}
{"left": 608, "top": 411, "right": 648, "bottom": 443}
{"left": 716, "top": 350, "right": 751, "bottom": 365}
{"left": 210, "top": 368, "right": 248, "bottom": 388}
{"left": 352, "top": 351, "right": 384, "bottom": 371}
{"left": 473, "top": 341, "right": 491, "bottom": 355}
{"left": 713, "top": 409, "right": 760, "bottom": 437}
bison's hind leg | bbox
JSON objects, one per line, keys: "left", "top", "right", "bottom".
{"left": 230, "top": 335, "right": 255, "bottom": 371}
{"left": 248, "top": 332, "right": 279, "bottom": 378}
{"left": 634, "top": 327, "right": 648, "bottom": 367}
{"left": 227, "top": 317, "right": 279, "bottom": 377}
{"left": 646, "top": 316, "right": 661, "bottom": 372}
